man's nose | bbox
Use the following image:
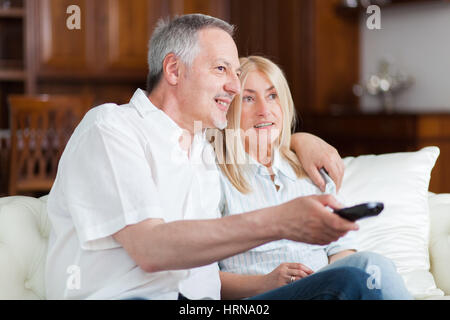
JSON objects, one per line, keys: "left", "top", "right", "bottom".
{"left": 224, "top": 74, "right": 241, "bottom": 96}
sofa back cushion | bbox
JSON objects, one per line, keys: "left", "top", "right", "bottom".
{"left": 339, "top": 146, "right": 444, "bottom": 299}
{"left": 428, "top": 193, "right": 450, "bottom": 295}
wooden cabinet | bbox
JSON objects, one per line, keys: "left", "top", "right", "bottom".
{"left": 0, "top": 0, "right": 231, "bottom": 196}
{"left": 0, "top": 0, "right": 27, "bottom": 193}
{"left": 34, "top": 0, "right": 95, "bottom": 77}
{"left": 97, "top": 0, "right": 152, "bottom": 73}
{"left": 33, "top": 0, "right": 155, "bottom": 79}
{"left": 29, "top": 0, "right": 231, "bottom": 106}
{"left": 32, "top": 0, "right": 229, "bottom": 80}
{"left": 0, "top": 0, "right": 31, "bottom": 129}
{"left": 302, "top": 113, "right": 450, "bottom": 193}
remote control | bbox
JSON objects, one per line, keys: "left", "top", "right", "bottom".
{"left": 333, "top": 202, "right": 384, "bottom": 221}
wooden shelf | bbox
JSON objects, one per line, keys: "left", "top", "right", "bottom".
{"left": 0, "top": 69, "right": 25, "bottom": 81}
{"left": 0, "top": 59, "right": 23, "bottom": 68}
{"left": 0, "top": 8, "right": 24, "bottom": 18}
{"left": 0, "top": 59, "right": 25, "bottom": 81}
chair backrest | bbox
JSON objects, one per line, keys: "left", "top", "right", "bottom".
{"left": 8, "top": 95, "right": 93, "bottom": 195}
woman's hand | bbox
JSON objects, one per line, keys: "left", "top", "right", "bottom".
{"left": 291, "top": 132, "right": 345, "bottom": 192}
{"left": 263, "top": 262, "right": 314, "bottom": 291}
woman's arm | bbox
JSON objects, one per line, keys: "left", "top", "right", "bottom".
{"left": 220, "top": 272, "right": 268, "bottom": 300}
{"left": 328, "top": 249, "right": 356, "bottom": 265}
{"left": 220, "top": 263, "right": 315, "bottom": 299}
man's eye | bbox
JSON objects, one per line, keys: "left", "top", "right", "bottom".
{"left": 217, "top": 66, "right": 226, "bottom": 72}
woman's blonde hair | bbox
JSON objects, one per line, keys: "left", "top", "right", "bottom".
{"left": 210, "top": 56, "right": 305, "bottom": 194}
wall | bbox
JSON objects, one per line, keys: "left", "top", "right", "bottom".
{"left": 360, "top": 1, "right": 450, "bottom": 113}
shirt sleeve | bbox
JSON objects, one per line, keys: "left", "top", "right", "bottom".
{"left": 218, "top": 174, "right": 229, "bottom": 217}
{"left": 59, "top": 114, "right": 165, "bottom": 251}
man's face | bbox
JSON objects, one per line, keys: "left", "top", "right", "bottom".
{"left": 177, "top": 28, "right": 241, "bottom": 130}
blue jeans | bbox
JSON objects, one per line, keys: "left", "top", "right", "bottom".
{"left": 317, "top": 251, "right": 412, "bottom": 300}
{"left": 246, "top": 266, "right": 382, "bottom": 300}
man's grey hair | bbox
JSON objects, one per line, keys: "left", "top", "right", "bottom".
{"left": 146, "top": 14, "right": 235, "bottom": 93}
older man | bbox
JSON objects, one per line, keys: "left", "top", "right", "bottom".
{"left": 45, "top": 14, "right": 380, "bottom": 300}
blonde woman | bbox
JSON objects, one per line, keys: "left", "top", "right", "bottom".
{"left": 212, "top": 56, "right": 411, "bottom": 300}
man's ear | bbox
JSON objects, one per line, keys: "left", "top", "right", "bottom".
{"left": 162, "top": 53, "right": 180, "bottom": 86}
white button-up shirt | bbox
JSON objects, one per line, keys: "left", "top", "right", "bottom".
{"left": 45, "top": 89, "right": 222, "bottom": 300}
{"left": 219, "top": 150, "right": 356, "bottom": 275}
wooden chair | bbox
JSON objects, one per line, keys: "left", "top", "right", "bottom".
{"left": 8, "top": 95, "right": 93, "bottom": 196}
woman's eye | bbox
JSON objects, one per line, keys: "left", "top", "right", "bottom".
{"left": 268, "top": 93, "right": 277, "bottom": 100}
{"left": 242, "top": 96, "right": 253, "bottom": 103}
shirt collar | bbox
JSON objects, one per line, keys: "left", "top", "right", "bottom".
{"left": 273, "top": 149, "right": 298, "bottom": 181}
{"left": 246, "top": 148, "right": 298, "bottom": 181}
{"left": 129, "top": 88, "right": 207, "bottom": 146}
{"left": 130, "top": 89, "right": 158, "bottom": 117}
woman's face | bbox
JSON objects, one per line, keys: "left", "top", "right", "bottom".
{"left": 239, "top": 71, "right": 283, "bottom": 154}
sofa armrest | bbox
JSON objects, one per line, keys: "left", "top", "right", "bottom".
{"left": 0, "top": 196, "right": 49, "bottom": 299}
{"left": 428, "top": 193, "right": 450, "bottom": 295}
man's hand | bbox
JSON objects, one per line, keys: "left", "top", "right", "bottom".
{"left": 291, "top": 132, "right": 345, "bottom": 192}
{"left": 275, "top": 194, "right": 358, "bottom": 245}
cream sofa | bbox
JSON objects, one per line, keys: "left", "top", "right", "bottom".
{"left": 0, "top": 193, "right": 448, "bottom": 300}
{"left": 0, "top": 148, "right": 449, "bottom": 300}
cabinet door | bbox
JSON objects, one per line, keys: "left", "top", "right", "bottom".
{"left": 33, "top": 0, "right": 231, "bottom": 79}
{"left": 96, "top": 0, "right": 156, "bottom": 74}
{"left": 96, "top": 0, "right": 230, "bottom": 76}
{"left": 34, "top": 0, "right": 96, "bottom": 77}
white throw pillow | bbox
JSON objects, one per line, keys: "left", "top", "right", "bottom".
{"left": 338, "top": 146, "right": 444, "bottom": 299}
